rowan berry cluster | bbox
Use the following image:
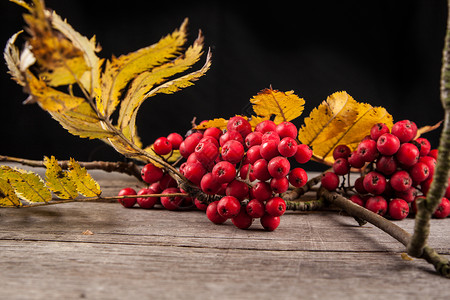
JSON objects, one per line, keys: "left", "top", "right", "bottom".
{"left": 321, "top": 120, "right": 450, "bottom": 220}
{"left": 118, "top": 116, "right": 312, "bottom": 231}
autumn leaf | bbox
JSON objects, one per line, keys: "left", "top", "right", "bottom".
{"left": 0, "top": 178, "right": 22, "bottom": 207}
{"left": 67, "top": 159, "right": 101, "bottom": 197}
{"left": 250, "top": 88, "right": 305, "bottom": 124}
{"left": 44, "top": 156, "right": 78, "bottom": 199}
{"left": 298, "top": 91, "right": 393, "bottom": 164}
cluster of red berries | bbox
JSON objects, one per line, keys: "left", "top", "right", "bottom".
{"left": 321, "top": 120, "right": 450, "bottom": 220}
{"left": 118, "top": 116, "right": 312, "bottom": 231}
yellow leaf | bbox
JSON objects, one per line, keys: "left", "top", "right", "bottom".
{"left": 67, "top": 158, "right": 101, "bottom": 197}
{"left": 0, "top": 178, "right": 22, "bottom": 207}
{"left": 0, "top": 166, "right": 52, "bottom": 203}
{"left": 43, "top": 156, "right": 78, "bottom": 199}
{"left": 250, "top": 88, "right": 305, "bottom": 124}
{"left": 99, "top": 19, "right": 189, "bottom": 118}
{"left": 195, "top": 118, "right": 228, "bottom": 130}
{"left": 415, "top": 120, "right": 443, "bottom": 139}
{"left": 298, "top": 91, "right": 393, "bottom": 163}
{"left": 248, "top": 116, "right": 270, "bottom": 129}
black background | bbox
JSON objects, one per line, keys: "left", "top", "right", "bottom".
{"left": 0, "top": 0, "right": 447, "bottom": 170}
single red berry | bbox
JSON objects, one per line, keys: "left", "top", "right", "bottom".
{"left": 239, "top": 164, "right": 255, "bottom": 182}
{"left": 321, "top": 172, "right": 340, "bottom": 191}
{"left": 118, "top": 187, "right": 137, "bottom": 208}
{"left": 370, "top": 123, "right": 390, "bottom": 141}
{"left": 246, "top": 145, "right": 263, "bottom": 164}
{"left": 194, "top": 198, "right": 208, "bottom": 211}
{"left": 221, "top": 140, "right": 245, "bottom": 164}
{"left": 395, "top": 186, "right": 419, "bottom": 203}
{"left": 391, "top": 120, "right": 417, "bottom": 143}
{"left": 268, "top": 156, "right": 290, "bottom": 179}
{"left": 288, "top": 167, "right": 308, "bottom": 188}
{"left": 354, "top": 176, "right": 367, "bottom": 194}
{"left": 265, "top": 197, "right": 286, "bottom": 217}
{"left": 261, "top": 131, "right": 281, "bottom": 144}
{"left": 231, "top": 207, "right": 254, "bottom": 229}
{"left": 376, "top": 133, "right": 400, "bottom": 156}
{"left": 390, "top": 170, "right": 412, "bottom": 192}
{"left": 246, "top": 199, "right": 265, "bottom": 218}
{"left": 245, "top": 131, "right": 263, "bottom": 148}
{"left": 136, "top": 187, "right": 158, "bottom": 209}
{"left": 141, "top": 163, "right": 164, "bottom": 184}
{"left": 260, "top": 214, "right": 281, "bottom": 231}
{"left": 219, "top": 130, "right": 244, "bottom": 147}
{"left": 415, "top": 137, "right": 431, "bottom": 156}
{"left": 225, "top": 180, "right": 249, "bottom": 201}
{"left": 375, "top": 155, "right": 398, "bottom": 176}
{"left": 418, "top": 156, "right": 436, "bottom": 176}
{"left": 388, "top": 198, "right": 409, "bottom": 220}
{"left": 250, "top": 181, "right": 273, "bottom": 202}
{"left": 179, "top": 132, "right": 203, "bottom": 158}
{"left": 153, "top": 137, "right": 172, "bottom": 155}
{"left": 167, "top": 132, "right": 183, "bottom": 150}
{"left": 350, "top": 194, "right": 365, "bottom": 206}
{"left": 421, "top": 177, "right": 433, "bottom": 195}
{"left": 217, "top": 195, "right": 241, "bottom": 218}
{"left": 332, "top": 144, "right": 351, "bottom": 160}
{"left": 363, "top": 171, "right": 386, "bottom": 195}
{"left": 203, "top": 127, "right": 223, "bottom": 141}
{"left": 348, "top": 150, "right": 365, "bottom": 168}
{"left": 149, "top": 181, "right": 162, "bottom": 193}
{"left": 227, "top": 116, "right": 252, "bottom": 138}
{"left": 182, "top": 161, "right": 206, "bottom": 185}
{"left": 195, "top": 141, "right": 219, "bottom": 167}
{"left": 270, "top": 176, "right": 289, "bottom": 194}
{"left": 160, "top": 187, "right": 184, "bottom": 210}
{"left": 278, "top": 137, "right": 298, "bottom": 157}
{"left": 295, "top": 144, "right": 313, "bottom": 164}
{"left": 200, "top": 135, "right": 220, "bottom": 149}
{"left": 409, "top": 162, "right": 430, "bottom": 183}
{"left": 396, "top": 143, "right": 420, "bottom": 167}
{"left": 159, "top": 173, "right": 177, "bottom": 189}
{"left": 446, "top": 178, "right": 450, "bottom": 199}
{"left": 212, "top": 161, "right": 236, "bottom": 184}
{"left": 200, "top": 172, "right": 222, "bottom": 195}
{"left": 255, "top": 120, "right": 277, "bottom": 134}
{"left": 332, "top": 157, "right": 350, "bottom": 175}
{"left": 433, "top": 197, "right": 450, "bottom": 218}
{"left": 365, "top": 195, "right": 388, "bottom": 216}
{"left": 260, "top": 140, "right": 280, "bottom": 160}
{"left": 357, "top": 139, "right": 378, "bottom": 162}
{"left": 206, "top": 201, "right": 227, "bottom": 224}
{"left": 428, "top": 149, "right": 438, "bottom": 159}
{"left": 275, "top": 121, "right": 297, "bottom": 139}
{"left": 252, "top": 159, "right": 271, "bottom": 181}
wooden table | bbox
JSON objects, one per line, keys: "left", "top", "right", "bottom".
{"left": 1, "top": 165, "right": 449, "bottom": 299}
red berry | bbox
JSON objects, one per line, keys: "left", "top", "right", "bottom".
{"left": 365, "top": 195, "right": 388, "bottom": 216}
{"left": 433, "top": 197, "right": 450, "bottom": 218}
{"left": 395, "top": 186, "right": 419, "bottom": 203}
{"left": 153, "top": 137, "right": 172, "bottom": 155}
{"left": 160, "top": 187, "right": 184, "bottom": 210}
{"left": 250, "top": 181, "right": 273, "bottom": 202}
{"left": 388, "top": 198, "right": 409, "bottom": 220}
{"left": 415, "top": 137, "right": 431, "bottom": 156}
{"left": 396, "top": 143, "right": 420, "bottom": 167}
{"left": 376, "top": 133, "right": 400, "bottom": 156}
{"left": 333, "top": 145, "right": 351, "bottom": 160}
{"left": 390, "top": 170, "right": 413, "bottom": 192}
{"left": 136, "top": 187, "right": 158, "bottom": 209}
{"left": 221, "top": 140, "right": 245, "bottom": 164}
{"left": 332, "top": 158, "right": 350, "bottom": 175}
{"left": 428, "top": 149, "right": 438, "bottom": 159}
{"left": 195, "top": 141, "right": 219, "bottom": 166}
{"left": 179, "top": 132, "right": 203, "bottom": 158}
{"left": 295, "top": 144, "right": 313, "bottom": 164}
{"left": 239, "top": 164, "right": 255, "bottom": 181}
{"left": 200, "top": 172, "right": 222, "bottom": 195}
{"left": 275, "top": 121, "right": 297, "bottom": 139}
{"left": 200, "top": 135, "right": 220, "bottom": 149}
{"left": 194, "top": 198, "right": 208, "bottom": 211}
{"left": 227, "top": 116, "right": 252, "bottom": 138}
{"left": 219, "top": 130, "right": 244, "bottom": 147}
{"left": 212, "top": 161, "right": 236, "bottom": 184}
{"left": 421, "top": 177, "right": 433, "bottom": 195}
{"left": 203, "top": 127, "right": 223, "bottom": 141}
{"left": 260, "top": 140, "right": 280, "bottom": 160}
{"left": 288, "top": 167, "right": 308, "bottom": 188}
{"left": 225, "top": 179, "right": 249, "bottom": 200}
{"left": 277, "top": 137, "right": 298, "bottom": 157}
{"left": 255, "top": 120, "right": 277, "bottom": 134}
{"left": 260, "top": 214, "right": 281, "bottom": 231}
{"left": 418, "top": 156, "right": 436, "bottom": 176}
{"left": 363, "top": 171, "right": 386, "bottom": 195}
{"left": 118, "top": 187, "right": 137, "bottom": 208}
{"left": 350, "top": 194, "right": 365, "bottom": 206}
{"left": 231, "top": 207, "right": 253, "bottom": 229}
{"left": 370, "top": 123, "right": 390, "bottom": 141}
{"left": 167, "top": 132, "right": 183, "bottom": 150}
{"left": 268, "top": 156, "right": 290, "bottom": 179}
{"left": 321, "top": 172, "right": 340, "bottom": 191}
{"left": 246, "top": 145, "right": 263, "bottom": 164}
{"left": 252, "top": 159, "right": 271, "bottom": 181}
{"left": 357, "top": 139, "right": 378, "bottom": 162}
{"left": 348, "top": 150, "right": 365, "bottom": 168}
{"left": 270, "top": 176, "right": 289, "bottom": 193}
{"left": 206, "top": 201, "right": 227, "bottom": 224}
{"left": 375, "top": 155, "right": 398, "bottom": 176}
{"left": 265, "top": 197, "right": 286, "bottom": 216}
{"left": 141, "top": 163, "right": 164, "bottom": 184}
{"left": 217, "top": 195, "right": 241, "bottom": 218}
{"left": 409, "top": 162, "right": 430, "bottom": 183}
{"left": 160, "top": 173, "right": 177, "bottom": 189}
{"left": 391, "top": 120, "right": 417, "bottom": 143}
{"left": 246, "top": 199, "right": 265, "bottom": 218}
{"left": 245, "top": 132, "right": 263, "bottom": 148}
{"left": 354, "top": 176, "right": 367, "bottom": 194}
{"left": 182, "top": 161, "right": 206, "bottom": 185}
{"left": 261, "top": 131, "right": 281, "bottom": 144}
